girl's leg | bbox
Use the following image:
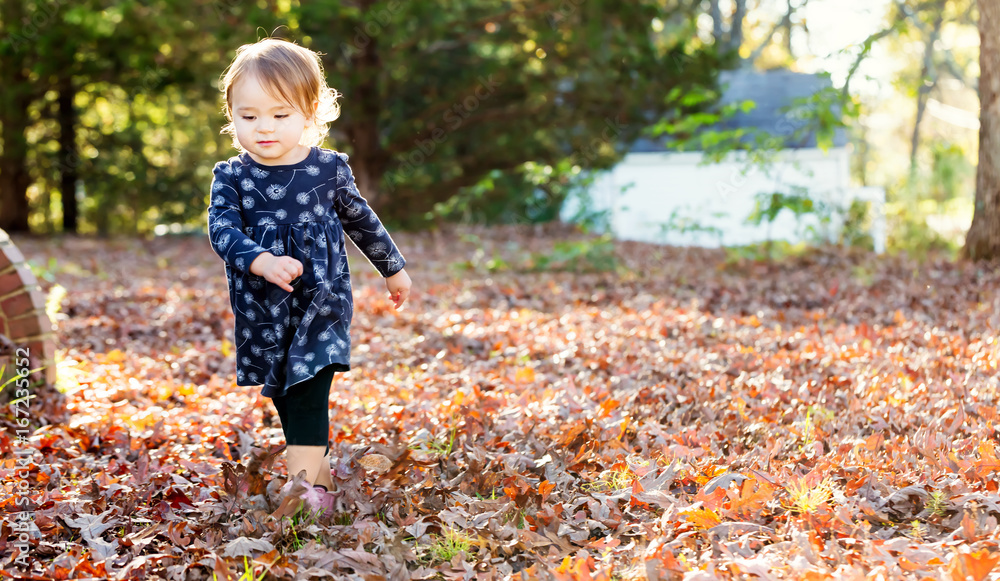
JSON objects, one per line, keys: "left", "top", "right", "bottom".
{"left": 314, "top": 449, "right": 335, "bottom": 490}
{"left": 284, "top": 445, "right": 328, "bottom": 485}
{"left": 271, "top": 364, "right": 336, "bottom": 486}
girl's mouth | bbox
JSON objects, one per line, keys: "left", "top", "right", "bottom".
{"left": 258, "top": 141, "right": 276, "bottom": 146}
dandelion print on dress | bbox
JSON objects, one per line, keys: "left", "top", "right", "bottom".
{"left": 207, "top": 146, "right": 406, "bottom": 398}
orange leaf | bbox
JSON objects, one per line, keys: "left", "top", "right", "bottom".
{"left": 587, "top": 536, "right": 621, "bottom": 551}
{"left": 961, "top": 510, "right": 978, "bottom": 541}
{"left": 538, "top": 480, "right": 555, "bottom": 502}
{"left": 948, "top": 549, "right": 1000, "bottom": 581}
{"left": 630, "top": 478, "right": 649, "bottom": 510}
{"left": 693, "top": 485, "right": 729, "bottom": 511}
{"left": 729, "top": 477, "right": 774, "bottom": 518}
{"left": 682, "top": 507, "right": 722, "bottom": 529}
{"left": 554, "top": 555, "right": 597, "bottom": 581}
{"left": 561, "top": 424, "right": 588, "bottom": 447}
{"left": 106, "top": 348, "right": 126, "bottom": 364}
{"left": 659, "top": 550, "right": 683, "bottom": 571}
{"left": 899, "top": 557, "right": 923, "bottom": 572}
{"left": 865, "top": 431, "right": 884, "bottom": 451}
{"left": 598, "top": 398, "right": 620, "bottom": 417}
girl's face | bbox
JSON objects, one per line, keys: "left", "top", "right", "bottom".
{"left": 230, "top": 73, "right": 316, "bottom": 166}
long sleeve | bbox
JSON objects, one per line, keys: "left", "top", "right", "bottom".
{"left": 333, "top": 153, "right": 406, "bottom": 278}
{"left": 207, "top": 162, "right": 269, "bottom": 274}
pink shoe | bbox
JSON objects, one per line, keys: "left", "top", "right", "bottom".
{"left": 278, "top": 481, "right": 336, "bottom": 520}
{"left": 301, "top": 485, "right": 337, "bottom": 519}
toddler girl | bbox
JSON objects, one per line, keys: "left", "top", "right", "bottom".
{"left": 207, "top": 38, "right": 411, "bottom": 510}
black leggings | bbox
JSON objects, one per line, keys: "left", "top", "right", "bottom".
{"left": 271, "top": 364, "right": 336, "bottom": 457}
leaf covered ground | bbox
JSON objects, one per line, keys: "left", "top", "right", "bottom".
{"left": 3, "top": 226, "right": 1000, "bottom": 580}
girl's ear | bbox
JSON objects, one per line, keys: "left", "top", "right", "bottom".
{"left": 305, "top": 99, "right": 319, "bottom": 126}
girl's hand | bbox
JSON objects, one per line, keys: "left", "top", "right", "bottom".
{"left": 250, "top": 253, "right": 303, "bottom": 292}
{"left": 385, "top": 269, "right": 411, "bottom": 310}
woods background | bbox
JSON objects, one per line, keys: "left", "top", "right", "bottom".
{"left": 0, "top": 0, "right": 998, "bottom": 259}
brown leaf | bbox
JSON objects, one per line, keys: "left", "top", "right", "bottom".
{"left": 359, "top": 453, "right": 392, "bottom": 474}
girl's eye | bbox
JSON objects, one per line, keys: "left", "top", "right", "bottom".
{"left": 275, "top": 115, "right": 289, "bottom": 119}
{"left": 242, "top": 116, "right": 255, "bottom": 121}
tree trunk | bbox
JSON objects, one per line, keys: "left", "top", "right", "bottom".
{"left": 710, "top": 0, "right": 724, "bottom": 46}
{"left": 784, "top": 0, "right": 794, "bottom": 55}
{"left": 341, "top": 1, "right": 389, "bottom": 213}
{"left": 0, "top": 92, "right": 31, "bottom": 233}
{"left": 345, "top": 141, "right": 385, "bottom": 209}
{"left": 58, "top": 75, "right": 79, "bottom": 233}
{"left": 730, "top": 0, "right": 747, "bottom": 53}
{"left": 0, "top": 146, "right": 31, "bottom": 233}
{"left": 965, "top": 0, "right": 1000, "bottom": 261}
{"left": 0, "top": 0, "right": 32, "bottom": 233}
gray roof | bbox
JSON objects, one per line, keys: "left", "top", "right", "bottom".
{"left": 631, "top": 68, "right": 849, "bottom": 152}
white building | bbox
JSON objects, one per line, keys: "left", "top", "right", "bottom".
{"left": 565, "top": 69, "right": 885, "bottom": 252}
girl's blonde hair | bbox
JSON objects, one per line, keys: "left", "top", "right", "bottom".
{"left": 219, "top": 38, "right": 340, "bottom": 150}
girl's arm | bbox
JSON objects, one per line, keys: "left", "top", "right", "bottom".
{"left": 332, "top": 153, "right": 407, "bottom": 279}
{"left": 207, "top": 162, "right": 271, "bottom": 274}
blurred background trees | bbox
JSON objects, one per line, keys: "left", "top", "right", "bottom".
{"left": 0, "top": 0, "right": 721, "bottom": 233}
{"left": 0, "top": 0, "right": 996, "bottom": 260}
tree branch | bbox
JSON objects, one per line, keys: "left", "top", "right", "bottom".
{"left": 841, "top": 12, "right": 904, "bottom": 99}
{"left": 747, "top": 13, "right": 790, "bottom": 64}
{"left": 911, "top": 10, "right": 944, "bottom": 172}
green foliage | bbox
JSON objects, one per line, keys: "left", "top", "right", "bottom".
{"left": 212, "top": 556, "right": 268, "bottom": 581}
{"left": 284, "top": 507, "right": 323, "bottom": 552}
{"left": 650, "top": 72, "right": 860, "bottom": 176}
{"left": 839, "top": 199, "right": 876, "bottom": 251}
{"left": 885, "top": 202, "right": 959, "bottom": 259}
{"left": 884, "top": 141, "right": 972, "bottom": 260}
{"left": 656, "top": 207, "right": 726, "bottom": 246}
{"left": 259, "top": 0, "right": 721, "bottom": 227}
{"left": 449, "top": 233, "right": 512, "bottom": 274}
{"left": 723, "top": 239, "right": 811, "bottom": 264}
{"left": 799, "top": 404, "right": 835, "bottom": 449}
{"left": 2, "top": 0, "right": 724, "bottom": 233}
{"left": 745, "top": 188, "right": 837, "bottom": 251}
{"left": 428, "top": 170, "right": 505, "bottom": 224}
{"left": 2, "top": 0, "right": 281, "bottom": 234}
{"left": 451, "top": 229, "right": 619, "bottom": 275}
{"left": 783, "top": 477, "right": 834, "bottom": 515}
{"left": 926, "top": 490, "right": 949, "bottom": 519}
{"left": 649, "top": 85, "right": 762, "bottom": 162}
{"left": 560, "top": 172, "right": 624, "bottom": 236}
{"left": 416, "top": 528, "right": 476, "bottom": 565}
{"left": 746, "top": 190, "right": 819, "bottom": 227}
{"left": 644, "top": 69, "right": 877, "bottom": 256}
{"left": 408, "top": 424, "right": 459, "bottom": 457}
{"left": 885, "top": 163, "right": 969, "bottom": 259}
{"left": 746, "top": 188, "right": 878, "bottom": 252}
{"left": 426, "top": 161, "right": 596, "bottom": 226}
{"left": 926, "top": 142, "right": 973, "bottom": 205}
{"left": 790, "top": 84, "right": 861, "bottom": 153}
{"left": 582, "top": 466, "right": 636, "bottom": 493}
{"left": 527, "top": 233, "right": 617, "bottom": 273}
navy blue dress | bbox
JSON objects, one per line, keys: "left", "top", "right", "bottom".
{"left": 207, "top": 146, "right": 406, "bottom": 398}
